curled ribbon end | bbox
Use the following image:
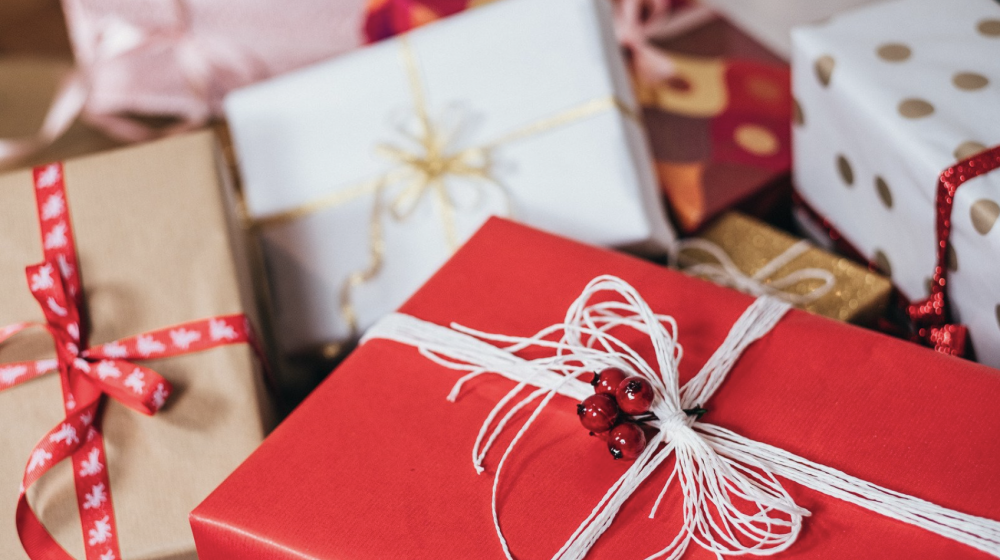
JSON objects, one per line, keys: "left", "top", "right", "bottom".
{"left": 474, "top": 464, "right": 485, "bottom": 475}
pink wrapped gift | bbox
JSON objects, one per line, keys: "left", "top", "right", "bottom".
{"left": 61, "top": 0, "right": 369, "bottom": 132}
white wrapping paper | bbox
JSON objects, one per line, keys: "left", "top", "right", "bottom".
{"left": 702, "top": 0, "right": 886, "bottom": 59}
{"left": 792, "top": 0, "right": 1000, "bottom": 367}
{"left": 226, "top": 0, "right": 675, "bottom": 354}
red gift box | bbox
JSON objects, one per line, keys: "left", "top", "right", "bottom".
{"left": 191, "top": 218, "right": 1000, "bottom": 559}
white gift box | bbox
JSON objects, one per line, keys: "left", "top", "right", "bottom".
{"left": 792, "top": 0, "right": 1000, "bottom": 367}
{"left": 701, "top": 0, "right": 885, "bottom": 59}
{"left": 225, "top": 0, "right": 675, "bottom": 354}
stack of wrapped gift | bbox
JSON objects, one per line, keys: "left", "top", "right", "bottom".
{"left": 225, "top": 0, "right": 675, "bottom": 358}
{"left": 358, "top": 1, "right": 797, "bottom": 234}
{"left": 191, "top": 218, "right": 1000, "bottom": 559}
{"left": 0, "top": 132, "right": 273, "bottom": 559}
{"left": 792, "top": 0, "right": 1000, "bottom": 365}
{"left": 4, "top": 0, "right": 1000, "bottom": 558}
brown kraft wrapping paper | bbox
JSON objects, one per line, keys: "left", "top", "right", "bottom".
{"left": 0, "top": 131, "right": 273, "bottom": 560}
{"left": 0, "top": 57, "right": 120, "bottom": 172}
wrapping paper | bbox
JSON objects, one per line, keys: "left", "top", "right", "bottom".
{"left": 0, "top": 57, "right": 119, "bottom": 171}
{"left": 362, "top": 0, "right": 704, "bottom": 42}
{"left": 700, "top": 0, "right": 884, "bottom": 59}
{"left": 226, "top": 0, "right": 675, "bottom": 354}
{"left": 363, "top": 0, "right": 494, "bottom": 41}
{"left": 60, "top": 0, "right": 369, "bottom": 120}
{"left": 637, "top": 18, "right": 792, "bottom": 232}
{"left": 792, "top": 0, "right": 1000, "bottom": 367}
{"left": 680, "top": 212, "right": 892, "bottom": 323}
{"left": 193, "top": 218, "right": 1000, "bottom": 560}
{"left": 0, "top": 132, "right": 272, "bottom": 559}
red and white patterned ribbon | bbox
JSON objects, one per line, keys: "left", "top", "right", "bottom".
{"left": 1, "top": 162, "right": 262, "bottom": 560}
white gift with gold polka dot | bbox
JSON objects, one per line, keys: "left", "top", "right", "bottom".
{"left": 792, "top": 0, "right": 1000, "bottom": 368}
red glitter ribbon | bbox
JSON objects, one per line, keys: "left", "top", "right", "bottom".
{"left": 906, "top": 146, "right": 1000, "bottom": 357}
{"left": 1, "top": 163, "right": 264, "bottom": 560}
{"left": 796, "top": 148, "right": 1000, "bottom": 357}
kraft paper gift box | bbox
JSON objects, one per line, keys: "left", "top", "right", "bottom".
{"left": 635, "top": 18, "right": 793, "bottom": 232}
{"left": 677, "top": 212, "right": 892, "bottom": 323}
{"left": 192, "top": 218, "right": 1000, "bottom": 559}
{"left": 792, "top": 0, "right": 1000, "bottom": 367}
{"left": 0, "top": 132, "right": 273, "bottom": 559}
{"left": 225, "top": 0, "right": 675, "bottom": 356}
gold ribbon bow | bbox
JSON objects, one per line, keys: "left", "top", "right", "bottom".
{"left": 251, "top": 36, "right": 639, "bottom": 339}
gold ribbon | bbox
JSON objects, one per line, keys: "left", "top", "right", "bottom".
{"left": 251, "top": 36, "right": 639, "bottom": 339}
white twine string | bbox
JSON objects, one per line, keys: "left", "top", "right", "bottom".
{"left": 672, "top": 239, "right": 836, "bottom": 305}
{"left": 361, "top": 275, "right": 1000, "bottom": 559}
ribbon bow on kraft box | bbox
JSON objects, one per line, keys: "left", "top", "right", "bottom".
{"left": 225, "top": 0, "right": 675, "bottom": 356}
{"left": 192, "top": 218, "right": 1000, "bottom": 559}
{"left": 0, "top": 133, "right": 274, "bottom": 560}
{"left": 792, "top": 0, "right": 1000, "bottom": 366}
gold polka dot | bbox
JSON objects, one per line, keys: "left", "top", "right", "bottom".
{"left": 946, "top": 245, "right": 958, "bottom": 272}
{"left": 955, "top": 141, "right": 988, "bottom": 161}
{"left": 898, "top": 98, "right": 935, "bottom": 118}
{"left": 873, "top": 249, "right": 892, "bottom": 277}
{"left": 978, "top": 19, "right": 1000, "bottom": 37}
{"left": 953, "top": 72, "right": 989, "bottom": 90}
{"left": 971, "top": 199, "right": 1000, "bottom": 235}
{"left": 734, "top": 124, "right": 780, "bottom": 157}
{"left": 837, "top": 154, "right": 854, "bottom": 186}
{"left": 877, "top": 43, "right": 911, "bottom": 62}
{"left": 875, "top": 176, "right": 893, "bottom": 208}
{"left": 793, "top": 98, "right": 805, "bottom": 126}
{"left": 815, "top": 55, "right": 835, "bottom": 87}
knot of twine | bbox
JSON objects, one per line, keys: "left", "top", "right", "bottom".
{"left": 363, "top": 275, "right": 1000, "bottom": 559}
{"left": 375, "top": 106, "right": 501, "bottom": 240}
{"left": 672, "top": 238, "right": 836, "bottom": 306}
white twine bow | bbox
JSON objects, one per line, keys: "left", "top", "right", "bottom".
{"left": 671, "top": 239, "right": 836, "bottom": 306}
{"left": 363, "top": 275, "right": 1000, "bottom": 559}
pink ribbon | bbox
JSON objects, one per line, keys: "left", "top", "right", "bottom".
{"left": 613, "top": 0, "right": 682, "bottom": 84}
{"left": 0, "top": 0, "right": 265, "bottom": 167}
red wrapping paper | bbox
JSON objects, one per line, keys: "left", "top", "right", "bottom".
{"left": 191, "top": 218, "right": 1000, "bottom": 559}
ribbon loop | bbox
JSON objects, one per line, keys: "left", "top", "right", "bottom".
{"left": 77, "top": 360, "right": 172, "bottom": 416}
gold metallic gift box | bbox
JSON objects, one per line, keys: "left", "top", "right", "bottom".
{"left": 678, "top": 212, "right": 892, "bottom": 324}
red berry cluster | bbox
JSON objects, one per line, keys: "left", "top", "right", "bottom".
{"left": 576, "top": 367, "right": 655, "bottom": 461}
